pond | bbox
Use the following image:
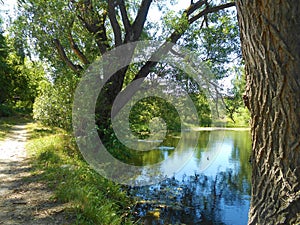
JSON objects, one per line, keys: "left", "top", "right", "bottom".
{"left": 124, "top": 129, "right": 252, "bottom": 225}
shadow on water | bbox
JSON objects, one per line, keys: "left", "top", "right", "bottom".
{"left": 123, "top": 130, "right": 252, "bottom": 225}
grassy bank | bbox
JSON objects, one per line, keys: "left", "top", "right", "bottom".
{"left": 25, "top": 122, "right": 133, "bottom": 225}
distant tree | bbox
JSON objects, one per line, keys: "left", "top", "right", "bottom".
{"left": 0, "top": 18, "right": 45, "bottom": 114}
{"left": 0, "top": 18, "right": 12, "bottom": 105}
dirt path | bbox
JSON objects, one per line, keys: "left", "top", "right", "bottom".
{"left": 0, "top": 124, "right": 75, "bottom": 225}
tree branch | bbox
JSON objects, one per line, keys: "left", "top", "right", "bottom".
{"left": 118, "top": 0, "right": 131, "bottom": 34}
{"left": 189, "top": 2, "right": 235, "bottom": 24}
{"left": 53, "top": 38, "right": 82, "bottom": 73}
{"left": 76, "top": 2, "right": 109, "bottom": 54}
{"left": 108, "top": 0, "right": 122, "bottom": 46}
{"left": 186, "top": 0, "right": 206, "bottom": 16}
{"left": 131, "top": 2, "right": 235, "bottom": 82}
{"left": 68, "top": 32, "right": 90, "bottom": 65}
{"left": 129, "top": 0, "right": 153, "bottom": 42}
{"left": 112, "top": 1, "right": 235, "bottom": 118}
{"left": 96, "top": 12, "right": 110, "bottom": 54}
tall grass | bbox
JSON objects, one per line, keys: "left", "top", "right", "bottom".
{"left": 26, "top": 122, "right": 133, "bottom": 225}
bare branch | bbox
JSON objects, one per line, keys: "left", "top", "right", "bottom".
{"left": 68, "top": 32, "right": 90, "bottom": 65}
{"left": 108, "top": 0, "right": 122, "bottom": 46}
{"left": 53, "top": 39, "right": 82, "bottom": 73}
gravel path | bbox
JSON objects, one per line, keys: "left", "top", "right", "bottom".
{"left": 0, "top": 124, "right": 75, "bottom": 225}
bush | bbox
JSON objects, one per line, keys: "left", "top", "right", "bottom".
{"left": 33, "top": 74, "right": 79, "bottom": 131}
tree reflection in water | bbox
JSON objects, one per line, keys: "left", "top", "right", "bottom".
{"left": 124, "top": 130, "right": 251, "bottom": 225}
{"left": 127, "top": 170, "right": 250, "bottom": 224}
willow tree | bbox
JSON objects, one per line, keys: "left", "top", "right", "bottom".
{"left": 236, "top": 1, "right": 300, "bottom": 224}
{"left": 16, "top": 0, "right": 235, "bottom": 133}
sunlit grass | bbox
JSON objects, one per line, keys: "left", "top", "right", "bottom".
{"left": 26, "top": 122, "right": 133, "bottom": 225}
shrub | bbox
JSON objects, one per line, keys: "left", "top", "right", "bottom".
{"left": 33, "top": 74, "right": 79, "bottom": 131}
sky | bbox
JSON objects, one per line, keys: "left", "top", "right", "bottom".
{"left": 0, "top": 0, "right": 17, "bottom": 30}
{"left": 148, "top": 1, "right": 190, "bottom": 22}
{"left": 1, "top": 1, "right": 190, "bottom": 22}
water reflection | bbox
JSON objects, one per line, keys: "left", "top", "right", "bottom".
{"left": 125, "top": 130, "right": 252, "bottom": 224}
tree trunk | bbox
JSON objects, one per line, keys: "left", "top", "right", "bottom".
{"left": 236, "top": 0, "right": 300, "bottom": 224}
{"left": 95, "top": 68, "right": 126, "bottom": 137}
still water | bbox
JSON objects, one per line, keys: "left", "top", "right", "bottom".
{"left": 125, "top": 129, "right": 252, "bottom": 225}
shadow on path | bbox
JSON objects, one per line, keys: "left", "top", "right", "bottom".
{"left": 0, "top": 124, "right": 76, "bottom": 225}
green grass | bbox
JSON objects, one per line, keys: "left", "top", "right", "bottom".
{"left": 26, "top": 122, "right": 133, "bottom": 225}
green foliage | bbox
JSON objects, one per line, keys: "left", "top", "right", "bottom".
{"left": 14, "top": 0, "right": 241, "bottom": 132}
{"left": 0, "top": 20, "right": 45, "bottom": 115}
{"left": 8, "top": 56, "right": 46, "bottom": 111}
{"left": 226, "top": 106, "right": 250, "bottom": 127}
{"left": 0, "top": 104, "right": 15, "bottom": 117}
{"left": 0, "top": 18, "right": 12, "bottom": 107}
{"left": 129, "top": 97, "right": 180, "bottom": 137}
{"left": 163, "top": 11, "right": 189, "bottom": 35}
{"left": 26, "top": 122, "right": 133, "bottom": 225}
{"left": 225, "top": 67, "right": 250, "bottom": 127}
{"left": 189, "top": 92, "right": 212, "bottom": 126}
{"left": 183, "top": 9, "right": 241, "bottom": 79}
{"left": 13, "top": 0, "right": 104, "bottom": 72}
{"left": 33, "top": 73, "right": 79, "bottom": 131}
{"left": 128, "top": 92, "right": 211, "bottom": 137}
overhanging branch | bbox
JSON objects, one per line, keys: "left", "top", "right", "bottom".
{"left": 112, "top": 1, "right": 236, "bottom": 118}
{"left": 189, "top": 2, "right": 235, "bottom": 24}
{"left": 132, "top": 2, "right": 235, "bottom": 82}
{"left": 68, "top": 32, "right": 90, "bottom": 65}
{"left": 53, "top": 38, "right": 82, "bottom": 73}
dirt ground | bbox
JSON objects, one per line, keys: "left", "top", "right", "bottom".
{"left": 0, "top": 124, "right": 76, "bottom": 225}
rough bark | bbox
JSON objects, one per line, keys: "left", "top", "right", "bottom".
{"left": 236, "top": 1, "right": 300, "bottom": 224}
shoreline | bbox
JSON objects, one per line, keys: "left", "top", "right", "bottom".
{"left": 189, "top": 127, "right": 251, "bottom": 131}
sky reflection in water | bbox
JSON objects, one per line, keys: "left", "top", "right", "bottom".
{"left": 126, "top": 130, "right": 252, "bottom": 225}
